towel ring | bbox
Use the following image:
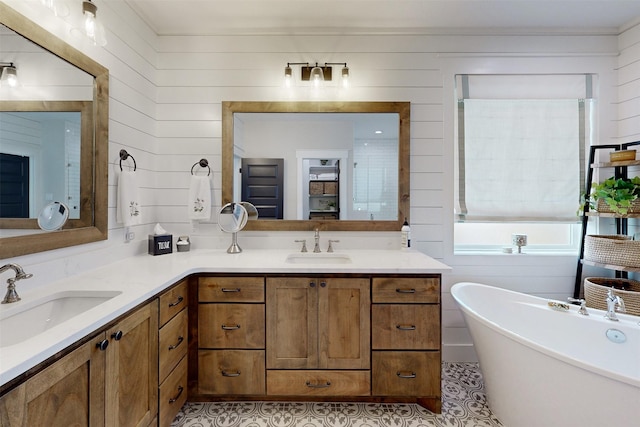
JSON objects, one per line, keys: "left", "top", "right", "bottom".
{"left": 119, "top": 149, "right": 137, "bottom": 171}
{"left": 191, "top": 158, "right": 211, "bottom": 176}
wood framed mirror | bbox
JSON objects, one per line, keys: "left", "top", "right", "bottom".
{"left": 0, "top": 4, "right": 108, "bottom": 258}
{"left": 222, "top": 101, "right": 409, "bottom": 231}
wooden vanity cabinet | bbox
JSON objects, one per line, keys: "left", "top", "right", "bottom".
{"left": 197, "top": 276, "right": 266, "bottom": 396}
{"left": 0, "top": 300, "right": 159, "bottom": 427}
{"left": 266, "top": 276, "right": 370, "bottom": 396}
{"left": 0, "top": 333, "right": 106, "bottom": 427}
{"left": 371, "top": 277, "right": 441, "bottom": 412}
{"left": 158, "top": 278, "right": 189, "bottom": 427}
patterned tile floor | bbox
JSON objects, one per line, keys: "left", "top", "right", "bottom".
{"left": 170, "top": 363, "right": 504, "bottom": 427}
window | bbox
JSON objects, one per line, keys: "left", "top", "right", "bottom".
{"left": 454, "top": 74, "right": 594, "bottom": 252}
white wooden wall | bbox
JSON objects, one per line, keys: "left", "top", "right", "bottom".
{"left": 3, "top": 0, "right": 638, "bottom": 361}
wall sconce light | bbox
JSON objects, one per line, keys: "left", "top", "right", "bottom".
{"left": 71, "top": 0, "right": 107, "bottom": 46}
{"left": 284, "top": 62, "right": 349, "bottom": 88}
{"left": 0, "top": 62, "right": 18, "bottom": 88}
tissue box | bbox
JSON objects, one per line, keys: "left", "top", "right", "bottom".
{"left": 148, "top": 234, "right": 173, "bottom": 256}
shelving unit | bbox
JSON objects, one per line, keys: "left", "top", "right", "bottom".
{"left": 308, "top": 163, "right": 339, "bottom": 220}
{"left": 574, "top": 140, "right": 640, "bottom": 298}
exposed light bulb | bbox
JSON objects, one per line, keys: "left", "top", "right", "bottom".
{"left": 1, "top": 65, "right": 18, "bottom": 88}
{"left": 341, "top": 66, "right": 350, "bottom": 88}
{"left": 71, "top": 1, "right": 107, "bottom": 46}
{"left": 284, "top": 65, "right": 293, "bottom": 88}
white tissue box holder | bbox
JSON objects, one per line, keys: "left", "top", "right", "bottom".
{"left": 148, "top": 234, "right": 173, "bottom": 256}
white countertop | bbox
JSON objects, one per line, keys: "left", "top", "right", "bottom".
{"left": 0, "top": 248, "right": 450, "bottom": 387}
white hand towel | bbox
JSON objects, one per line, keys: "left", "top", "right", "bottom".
{"left": 117, "top": 171, "right": 142, "bottom": 226}
{"left": 188, "top": 175, "right": 211, "bottom": 220}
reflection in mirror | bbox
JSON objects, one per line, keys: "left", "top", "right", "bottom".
{"left": 219, "top": 202, "right": 249, "bottom": 253}
{"left": 37, "top": 201, "right": 69, "bottom": 231}
{"left": 0, "top": 102, "right": 92, "bottom": 229}
{"left": 222, "top": 101, "right": 410, "bottom": 231}
{"left": 0, "top": 3, "right": 108, "bottom": 258}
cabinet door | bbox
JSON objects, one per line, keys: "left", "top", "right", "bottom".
{"left": 319, "top": 278, "right": 370, "bottom": 369}
{"left": 105, "top": 302, "right": 158, "bottom": 427}
{"left": 0, "top": 333, "right": 106, "bottom": 427}
{"left": 266, "top": 277, "right": 318, "bottom": 369}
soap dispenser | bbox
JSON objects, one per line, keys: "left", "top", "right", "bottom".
{"left": 401, "top": 218, "right": 411, "bottom": 249}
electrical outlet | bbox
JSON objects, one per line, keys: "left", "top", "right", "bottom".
{"left": 126, "top": 231, "right": 135, "bottom": 241}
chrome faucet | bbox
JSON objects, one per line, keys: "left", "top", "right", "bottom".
{"left": 313, "top": 229, "right": 321, "bottom": 253}
{"left": 1, "top": 263, "right": 33, "bottom": 304}
{"left": 567, "top": 297, "right": 589, "bottom": 316}
{"left": 604, "top": 288, "right": 625, "bottom": 321}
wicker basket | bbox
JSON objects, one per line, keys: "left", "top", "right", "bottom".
{"left": 596, "top": 198, "right": 640, "bottom": 214}
{"left": 583, "top": 235, "right": 640, "bottom": 268}
{"left": 584, "top": 277, "right": 640, "bottom": 316}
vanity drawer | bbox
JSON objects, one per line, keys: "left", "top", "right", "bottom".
{"left": 199, "top": 276, "right": 265, "bottom": 302}
{"left": 199, "top": 304, "right": 265, "bottom": 348}
{"left": 159, "top": 278, "right": 188, "bottom": 327}
{"left": 267, "top": 370, "right": 370, "bottom": 396}
{"left": 198, "top": 350, "right": 265, "bottom": 395}
{"left": 372, "top": 277, "right": 440, "bottom": 303}
{"left": 159, "top": 308, "right": 188, "bottom": 382}
{"left": 371, "top": 305, "right": 440, "bottom": 350}
{"left": 372, "top": 351, "right": 440, "bottom": 397}
{"left": 159, "top": 355, "right": 188, "bottom": 427}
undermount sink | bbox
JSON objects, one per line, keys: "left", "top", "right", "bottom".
{"left": 285, "top": 253, "right": 352, "bottom": 264}
{"left": 0, "top": 290, "right": 121, "bottom": 348}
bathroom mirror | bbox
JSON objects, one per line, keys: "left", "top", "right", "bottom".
{"left": 0, "top": 4, "right": 108, "bottom": 258}
{"left": 222, "top": 101, "right": 410, "bottom": 231}
{"left": 37, "top": 201, "right": 69, "bottom": 231}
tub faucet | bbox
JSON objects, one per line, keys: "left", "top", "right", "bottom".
{"left": 567, "top": 297, "right": 589, "bottom": 316}
{"left": 604, "top": 288, "right": 625, "bottom": 321}
{"left": 1, "top": 263, "right": 33, "bottom": 304}
{"left": 313, "top": 229, "right": 321, "bottom": 253}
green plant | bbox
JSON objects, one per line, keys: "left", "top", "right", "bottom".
{"left": 585, "top": 176, "right": 640, "bottom": 215}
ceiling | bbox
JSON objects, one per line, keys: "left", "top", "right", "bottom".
{"left": 125, "top": 0, "right": 640, "bottom": 36}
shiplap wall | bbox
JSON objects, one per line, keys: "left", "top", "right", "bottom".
{"left": 3, "top": 0, "right": 637, "bottom": 361}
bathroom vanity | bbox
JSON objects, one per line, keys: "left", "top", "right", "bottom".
{"left": 0, "top": 249, "right": 449, "bottom": 425}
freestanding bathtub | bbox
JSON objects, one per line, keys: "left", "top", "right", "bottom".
{"left": 451, "top": 282, "right": 640, "bottom": 427}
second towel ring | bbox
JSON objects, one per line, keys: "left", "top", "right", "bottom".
{"left": 191, "top": 158, "right": 211, "bottom": 176}
{"left": 119, "top": 149, "right": 137, "bottom": 171}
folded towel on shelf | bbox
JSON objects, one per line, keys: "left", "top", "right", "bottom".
{"left": 116, "top": 170, "right": 142, "bottom": 226}
{"left": 188, "top": 175, "right": 211, "bottom": 220}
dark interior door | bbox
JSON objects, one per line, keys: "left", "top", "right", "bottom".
{"left": 241, "top": 158, "right": 284, "bottom": 219}
{"left": 0, "top": 153, "right": 30, "bottom": 218}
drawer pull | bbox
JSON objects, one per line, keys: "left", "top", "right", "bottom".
{"left": 396, "top": 371, "right": 417, "bottom": 379}
{"left": 306, "top": 380, "right": 331, "bottom": 388}
{"left": 396, "top": 324, "right": 416, "bottom": 331}
{"left": 395, "top": 288, "right": 416, "bottom": 294}
{"left": 168, "top": 295, "right": 184, "bottom": 307}
{"left": 221, "top": 324, "right": 241, "bottom": 330}
{"left": 221, "top": 287, "right": 241, "bottom": 292}
{"left": 222, "top": 370, "right": 241, "bottom": 377}
{"left": 168, "top": 385, "right": 184, "bottom": 404}
{"left": 168, "top": 336, "right": 184, "bottom": 350}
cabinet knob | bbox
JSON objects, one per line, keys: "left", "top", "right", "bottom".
{"left": 96, "top": 339, "right": 109, "bottom": 351}
{"left": 111, "top": 330, "right": 123, "bottom": 341}
{"left": 320, "top": 281, "right": 327, "bottom": 288}
{"left": 309, "top": 282, "right": 316, "bottom": 288}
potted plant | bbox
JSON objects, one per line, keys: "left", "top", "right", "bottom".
{"left": 584, "top": 176, "right": 640, "bottom": 215}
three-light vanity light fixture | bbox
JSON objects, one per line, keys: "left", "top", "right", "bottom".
{"left": 284, "top": 62, "right": 350, "bottom": 88}
{"left": 0, "top": 62, "right": 18, "bottom": 88}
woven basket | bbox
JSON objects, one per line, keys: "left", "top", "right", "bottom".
{"left": 584, "top": 277, "right": 640, "bottom": 316}
{"left": 584, "top": 235, "right": 640, "bottom": 268}
{"left": 596, "top": 198, "right": 640, "bottom": 214}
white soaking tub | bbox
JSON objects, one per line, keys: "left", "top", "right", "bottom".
{"left": 451, "top": 282, "right": 640, "bottom": 427}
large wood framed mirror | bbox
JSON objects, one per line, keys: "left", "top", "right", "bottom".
{"left": 0, "top": 4, "right": 108, "bottom": 258}
{"left": 222, "top": 101, "right": 409, "bottom": 231}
